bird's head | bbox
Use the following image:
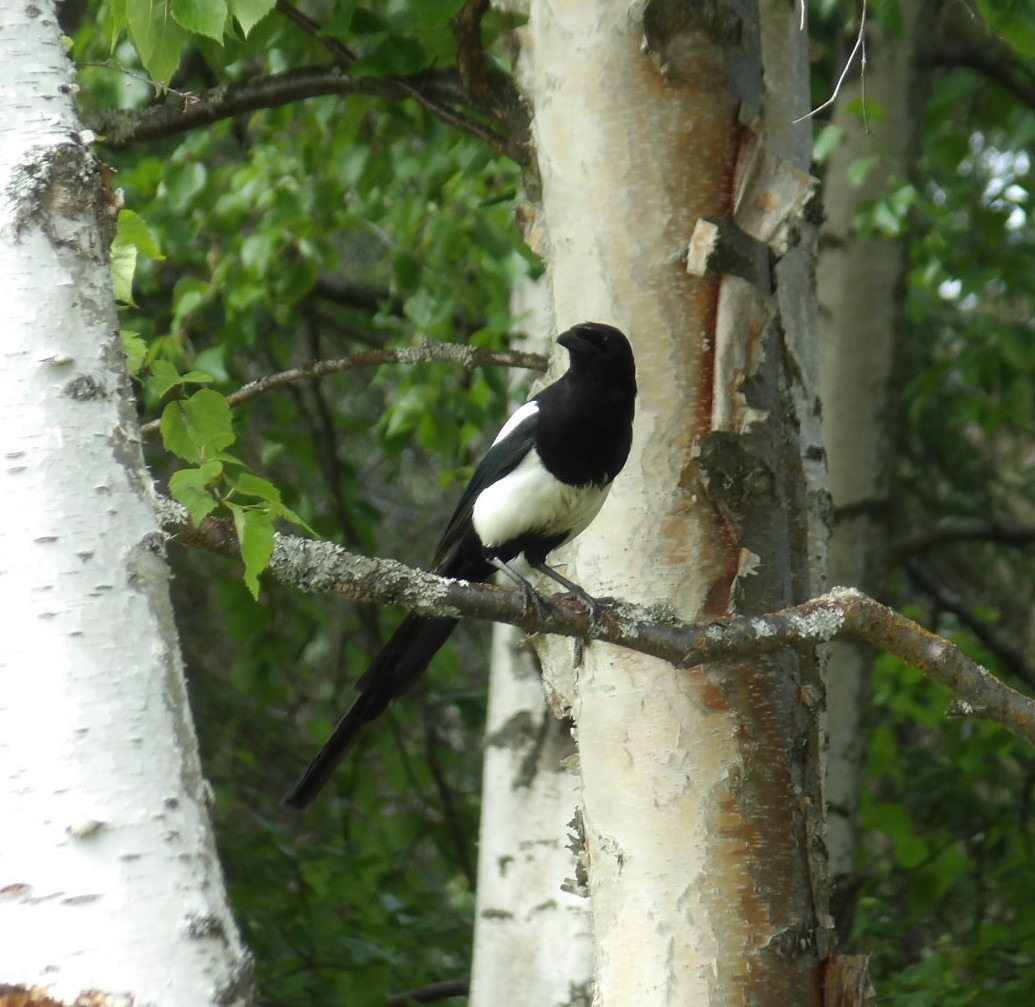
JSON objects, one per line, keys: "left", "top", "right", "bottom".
{"left": 558, "top": 322, "right": 636, "bottom": 394}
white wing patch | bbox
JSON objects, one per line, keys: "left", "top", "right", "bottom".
{"left": 472, "top": 448, "right": 612, "bottom": 550}
{"left": 491, "top": 399, "right": 539, "bottom": 447}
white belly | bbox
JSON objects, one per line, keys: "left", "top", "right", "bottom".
{"left": 471, "top": 449, "right": 611, "bottom": 551}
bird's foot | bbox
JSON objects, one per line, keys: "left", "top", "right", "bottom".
{"left": 491, "top": 557, "right": 552, "bottom": 626}
{"left": 519, "top": 577, "right": 547, "bottom": 624}
{"left": 556, "top": 587, "right": 606, "bottom": 669}
{"left": 529, "top": 561, "right": 606, "bottom": 668}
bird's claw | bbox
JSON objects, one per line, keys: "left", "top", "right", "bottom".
{"left": 519, "top": 579, "right": 546, "bottom": 623}
{"left": 561, "top": 589, "right": 605, "bottom": 668}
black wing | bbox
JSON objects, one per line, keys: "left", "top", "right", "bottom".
{"left": 431, "top": 407, "right": 538, "bottom": 573}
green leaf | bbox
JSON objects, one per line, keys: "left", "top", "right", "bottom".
{"left": 193, "top": 345, "right": 228, "bottom": 384}
{"left": 169, "top": 465, "right": 221, "bottom": 523}
{"left": 148, "top": 360, "right": 212, "bottom": 399}
{"left": 977, "top": 0, "right": 1035, "bottom": 56}
{"left": 229, "top": 504, "right": 275, "bottom": 599}
{"left": 111, "top": 240, "right": 137, "bottom": 305}
{"left": 172, "top": 276, "right": 212, "bottom": 327}
{"left": 151, "top": 359, "right": 190, "bottom": 398}
{"left": 233, "top": 472, "right": 283, "bottom": 504}
{"left": 414, "top": 0, "right": 465, "bottom": 24}
{"left": 117, "top": 209, "right": 165, "bottom": 260}
{"left": 847, "top": 154, "right": 879, "bottom": 188}
{"left": 180, "top": 369, "right": 216, "bottom": 385}
{"left": 351, "top": 36, "right": 431, "bottom": 77}
{"left": 108, "top": 0, "right": 129, "bottom": 33}
{"left": 125, "top": 0, "right": 189, "bottom": 82}
{"left": 228, "top": 0, "right": 274, "bottom": 34}
{"left": 183, "top": 388, "right": 236, "bottom": 456}
{"left": 121, "top": 330, "right": 147, "bottom": 376}
{"left": 163, "top": 161, "right": 207, "bottom": 209}
{"left": 230, "top": 473, "right": 315, "bottom": 534}
{"left": 170, "top": 0, "right": 228, "bottom": 40}
{"left": 111, "top": 210, "right": 164, "bottom": 306}
{"left": 161, "top": 401, "right": 201, "bottom": 462}
{"left": 894, "top": 832, "right": 931, "bottom": 870}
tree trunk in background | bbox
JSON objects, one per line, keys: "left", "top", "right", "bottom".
{"left": 502, "top": 1, "right": 830, "bottom": 1001}
{"left": 470, "top": 625, "right": 593, "bottom": 1004}
{"left": 0, "top": 5, "right": 252, "bottom": 1004}
{"left": 817, "top": 2, "right": 927, "bottom": 922}
{"left": 471, "top": 286, "right": 595, "bottom": 1004}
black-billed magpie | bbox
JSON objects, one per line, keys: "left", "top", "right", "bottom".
{"left": 284, "top": 322, "right": 636, "bottom": 809}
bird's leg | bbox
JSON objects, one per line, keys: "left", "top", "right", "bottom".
{"left": 530, "top": 561, "right": 601, "bottom": 622}
{"left": 490, "top": 557, "right": 546, "bottom": 624}
{"left": 529, "top": 561, "right": 603, "bottom": 667}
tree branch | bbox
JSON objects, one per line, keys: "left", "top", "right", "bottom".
{"left": 154, "top": 497, "right": 1035, "bottom": 749}
{"left": 387, "top": 979, "right": 468, "bottom": 1005}
{"left": 930, "top": 46, "right": 1035, "bottom": 112}
{"left": 454, "top": 0, "right": 493, "bottom": 105}
{"left": 84, "top": 64, "right": 522, "bottom": 162}
{"left": 138, "top": 342, "right": 549, "bottom": 438}
{"left": 275, "top": 0, "right": 356, "bottom": 68}
{"left": 892, "top": 519, "right": 1035, "bottom": 561}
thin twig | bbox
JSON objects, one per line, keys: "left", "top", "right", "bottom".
{"left": 929, "top": 46, "right": 1035, "bottom": 112}
{"left": 387, "top": 979, "right": 468, "bottom": 1005}
{"left": 793, "top": 0, "right": 868, "bottom": 123}
{"left": 275, "top": 0, "right": 356, "bottom": 68}
{"left": 138, "top": 343, "right": 549, "bottom": 438}
{"left": 892, "top": 519, "right": 1035, "bottom": 561}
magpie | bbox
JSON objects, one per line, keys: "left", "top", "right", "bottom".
{"left": 284, "top": 321, "right": 636, "bottom": 809}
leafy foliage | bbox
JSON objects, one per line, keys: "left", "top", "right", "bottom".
{"left": 75, "top": 1, "right": 530, "bottom": 1001}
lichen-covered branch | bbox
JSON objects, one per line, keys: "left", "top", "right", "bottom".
{"left": 154, "top": 497, "right": 1035, "bottom": 748}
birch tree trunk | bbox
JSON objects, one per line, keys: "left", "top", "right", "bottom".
{"left": 495, "top": 0, "right": 831, "bottom": 1002}
{"left": 817, "top": 1, "right": 928, "bottom": 913}
{"left": 0, "top": 5, "right": 252, "bottom": 1004}
{"left": 471, "top": 280, "right": 595, "bottom": 1002}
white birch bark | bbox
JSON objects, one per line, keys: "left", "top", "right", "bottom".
{"left": 518, "top": 1, "right": 825, "bottom": 1003}
{"left": 0, "top": 5, "right": 252, "bottom": 1003}
{"left": 469, "top": 626, "right": 593, "bottom": 1005}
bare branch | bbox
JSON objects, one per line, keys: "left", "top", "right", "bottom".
{"left": 275, "top": 0, "right": 356, "bottom": 67}
{"left": 930, "top": 47, "right": 1035, "bottom": 111}
{"left": 387, "top": 979, "right": 469, "bottom": 1005}
{"left": 138, "top": 342, "right": 549, "bottom": 438}
{"left": 454, "top": 0, "right": 493, "bottom": 105}
{"left": 84, "top": 64, "right": 522, "bottom": 162}
{"left": 893, "top": 519, "right": 1035, "bottom": 561}
{"left": 310, "top": 276, "right": 401, "bottom": 314}
{"left": 154, "top": 497, "right": 1035, "bottom": 749}
{"left": 450, "top": 0, "right": 530, "bottom": 158}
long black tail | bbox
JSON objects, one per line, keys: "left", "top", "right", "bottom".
{"left": 283, "top": 614, "right": 461, "bottom": 810}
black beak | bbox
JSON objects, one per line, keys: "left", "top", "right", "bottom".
{"left": 558, "top": 329, "right": 593, "bottom": 355}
